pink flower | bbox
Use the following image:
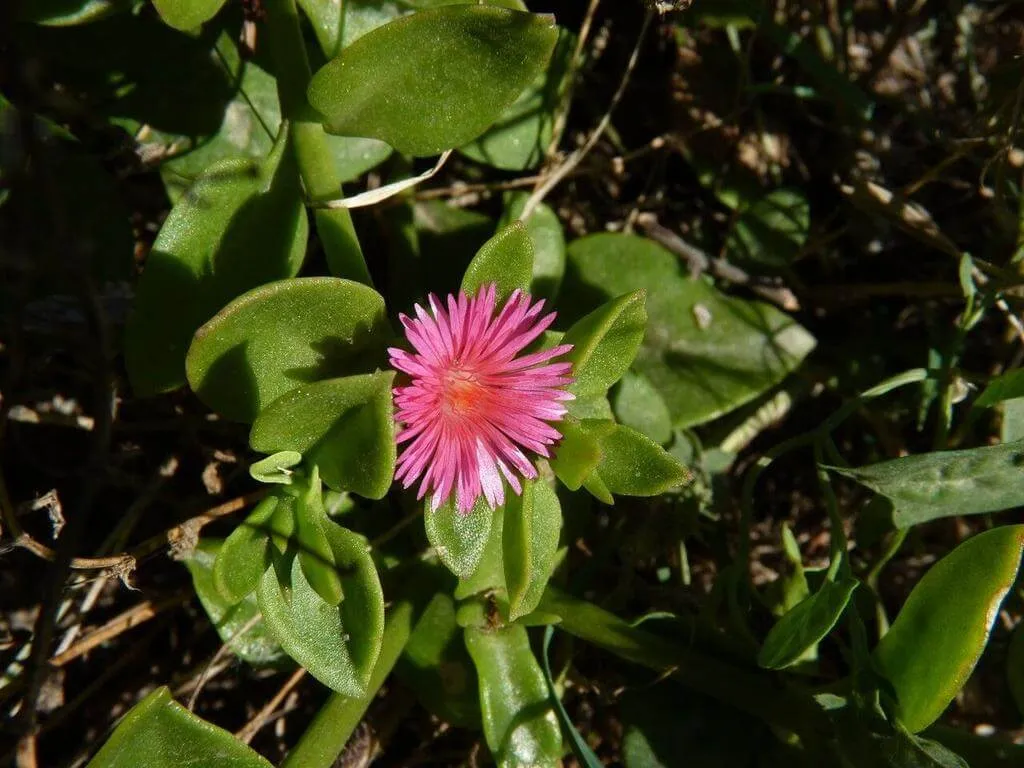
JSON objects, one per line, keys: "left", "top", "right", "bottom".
{"left": 388, "top": 284, "right": 574, "bottom": 514}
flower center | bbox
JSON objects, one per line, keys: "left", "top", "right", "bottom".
{"left": 441, "top": 367, "right": 485, "bottom": 419}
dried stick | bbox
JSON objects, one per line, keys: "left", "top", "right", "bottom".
{"left": 236, "top": 668, "right": 308, "bottom": 744}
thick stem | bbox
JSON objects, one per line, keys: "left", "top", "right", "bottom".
{"left": 262, "top": 0, "right": 371, "bottom": 284}
{"left": 539, "top": 587, "right": 833, "bottom": 751}
{"left": 281, "top": 602, "right": 415, "bottom": 768}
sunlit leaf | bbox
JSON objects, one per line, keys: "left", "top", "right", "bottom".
{"left": 461, "top": 221, "right": 535, "bottom": 302}
{"left": 758, "top": 578, "right": 858, "bottom": 670}
{"left": 425, "top": 496, "right": 494, "bottom": 579}
{"left": 875, "top": 526, "right": 1024, "bottom": 732}
{"left": 503, "top": 480, "right": 562, "bottom": 621}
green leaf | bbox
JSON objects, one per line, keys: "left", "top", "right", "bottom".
{"left": 294, "top": 468, "right": 345, "bottom": 606}
{"left": 86, "top": 687, "right": 273, "bottom": 768}
{"left": 591, "top": 424, "right": 691, "bottom": 498}
{"left": 499, "top": 193, "right": 566, "bottom": 302}
{"left": 541, "top": 626, "right": 602, "bottom": 768}
{"left": 185, "top": 277, "right": 390, "bottom": 423}
{"left": 503, "top": 480, "right": 562, "bottom": 621}
{"left": 250, "top": 451, "right": 303, "bottom": 485}
{"left": 425, "top": 496, "right": 494, "bottom": 579}
{"left": 184, "top": 539, "right": 285, "bottom": 666}
{"left": 214, "top": 494, "right": 281, "bottom": 604}
{"left": 561, "top": 290, "right": 647, "bottom": 398}
{"left": 152, "top": 0, "right": 226, "bottom": 31}
{"left": 126, "top": 127, "right": 308, "bottom": 397}
{"left": 976, "top": 369, "right": 1024, "bottom": 408}
{"left": 564, "top": 233, "right": 815, "bottom": 429}
{"left": 257, "top": 519, "right": 385, "bottom": 696}
{"left": 460, "top": 27, "right": 573, "bottom": 171}
{"left": 874, "top": 526, "right": 1024, "bottom": 732}
{"left": 829, "top": 440, "right": 1024, "bottom": 528}
{"left": 464, "top": 624, "right": 562, "bottom": 768}
{"left": 550, "top": 417, "right": 614, "bottom": 491}
{"left": 461, "top": 220, "right": 535, "bottom": 302}
{"left": 250, "top": 373, "right": 396, "bottom": 498}
{"left": 612, "top": 371, "right": 673, "bottom": 445}
{"left": 308, "top": 6, "right": 559, "bottom": 156}
{"left": 725, "top": 188, "right": 810, "bottom": 267}
{"left": 758, "top": 578, "right": 858, "bottom": 670}
{"left": 396, "top": 592, "right": 481, "bottom": 728}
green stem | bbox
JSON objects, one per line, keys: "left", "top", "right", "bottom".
{"left": 262, "top": 0, "right": 371, "bottom": 284}
{"left": 539, "top": 587, "right": 832, "bottom": 752}
{"left": 281, "top": 602, "right": 415, "bottom": 768}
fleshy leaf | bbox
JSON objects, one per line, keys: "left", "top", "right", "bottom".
{"left": 461, "top": 221, "right": 535, "bottom": 302}
{"left": 828, "top": 440, "right": 1024, "bottom": 528}
{"left": 550, "top": 417, "right": 615, "bottom": 491}
{"left": 257, "top": 519, "right": 385, "bottom": 696}
{"left": 612, "top": 371, "right": 673, "bottom": 445}
{"left": 294, "top": 467, "right": 344, "bottom": 606}
{"left": 499, "top": 192, "right": 566, "bottom": 302}
{"left": 86, "top": 687, "right": 273, "bottom": 768}
{"left": 249, "top": 451, "right": 303, "bottom": 485}
{"left": 976, "top": 369, "right": 1024, "bottom": 408}
{"left": 591, "top": 424, "right": 691, "bottom": 498}
{"left": 563, "top": 233, "right": 815, "bottom": 428}
{"left": 465, "top": 624, "right": 562, "bottom": 768}
{"left": 308, "top": 6, "right": 559, "bottom": 156}
{"left": 874, "top": 526, "right": 1024, "bottom": 732}
{"left": 503, "top": 480, "right": 562, "bottom": 621}
{"left": 250, "top": 373, "right": 396, "bottom": 498}
{"left": 758, "top": 578, "right": 858, "bottom": 670}
{"left": 185, "top": 277, "right": 390, "bottom": 423}
{"left": 213, "top": 494, "right": 281, "bottom": 604}
{"left": 152, "top": 0, "right": 226, "bottom": 31}
{"left": 561, "top": 290, "right": 647, "bottom": 398}
{"left": 184, "top": 539, "right": 285, "bottom": 666}
{"left": 126, "top": 128, "right": 308, "bottom": 397}
{"left": 425, "top": 496, "right": 494, "bottom": 579}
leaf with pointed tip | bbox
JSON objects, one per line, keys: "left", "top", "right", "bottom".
{"left": 503, "top": 480, "right": 562, "bottom": 620}
{"left": 461, "top": 221, "right": 534, "bottom": 302}
{"left": 758, "top": 578, "right": 858, "bottom": 670}
{"left": 213, "top": 494, "right": 281, "bottom": 604}
{"left": 561, "top": 291, "right": 647, "bottom": 398}
{"left": 425, "top": 496, "right": 494, "bottom": 579}
{"left": 257, "top": 520, "right": 384, "bottom": 696}
{"left": 875, "top": 526, "right": 1024, "bottom": 732}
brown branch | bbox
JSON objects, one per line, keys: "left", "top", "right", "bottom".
{"left": 236, "top": 668, "right": 307, "bottom": 744}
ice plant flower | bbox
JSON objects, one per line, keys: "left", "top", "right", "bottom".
{"left": 388, "top": 284, "right": 574, "bottom": 514}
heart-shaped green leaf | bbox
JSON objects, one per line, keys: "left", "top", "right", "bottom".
{"left": 184, "top": 539, "right": 285, "bottom": 666}
{"left": 425, "top": 496, "right": 494, "bottom": 579}
{"left": 250, "top": 372, "right": 396, "bottom": 498}
{"left": 126, "top": 128, "right": 308, "bottom": 398}
{"left": 561, "top": 291, "right": 647, "bottom": 398}
{"left": 499, "top": 193, "right": 566, "bottom": 302}
{"left": 152, "top": 0, "right": 226, "bottom": 31}
{"left": 612, "top": 371, "right": 673, "bottom": 445}
{"left": 395, "top": 592, "right": 482, "bottom": 728}
{"left": 308, "top": 5, "right": 559, "bottom": 156}
{"left": 829, "top": 440, "right": 1024, "bottom": 528}
{"left": 591, "top": 424, "right": 691, "bottom": 498}
{"left": 874, "top": 525, "right": 1024, "bottom": 732}
{"left": 86, "top": 687, "right": 273, "bottom": 768}
{"left": 257, "top": 519, "right": 385, "bottom": 696}
{"left": 213, "top": 494, "right": 283, "bottom": 604}
{"left": 185, "top": 277, "right": 390, "bottom": 423}
{"left": 758, "top": 577, "right": 858, "bottom": 670}
{"left": 465, "top": 624, "right": 562, "bottom": 768}
{"left": 461, "top": 220, "right": 535, "bottom": 302}
{"left": 503, "top": 480, "right": 562, "bottom": 621}
{"left": 563, "top": 234, "right": 815, "bottom": 429}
